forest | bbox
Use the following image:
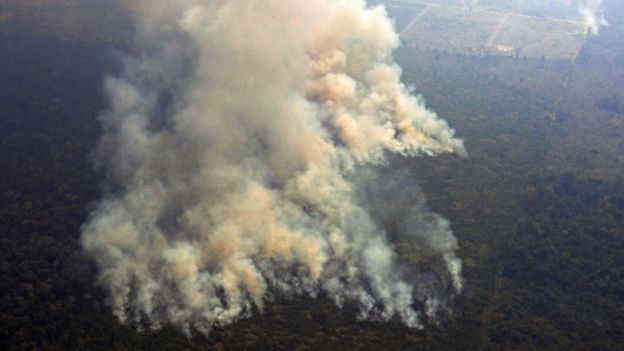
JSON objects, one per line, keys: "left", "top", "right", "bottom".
{"left": 1, "top": 0, "right": 624, "bottom": 350}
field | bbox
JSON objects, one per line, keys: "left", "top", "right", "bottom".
{"left": 401, "top": 5, "right": 502, "bottom": 53}
{"left": 382, "top": 0, "right": 587, "bottom": 61}
{"left": 383, "top": 1, "right": 428, "bottom": 31}
{"left": 491, "top": 15, "right": 585, "bottom": 60}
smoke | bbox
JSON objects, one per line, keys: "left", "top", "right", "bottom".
{"left": 530, "top": 0, "right": 608, "bottom": 36}
{"left": 577, "top": 0, "right": 608, "bottom": 35}
{"left": 82, "top": 0, "right": 465, "bottom": 335}
{"left": 519, "top": 0, "right": 608, "bottom": 36}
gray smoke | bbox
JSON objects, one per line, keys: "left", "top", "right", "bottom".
{"left": 82, "top": 0, "right": 465, "bottom": 335}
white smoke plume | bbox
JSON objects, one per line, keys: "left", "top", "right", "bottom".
{"left": 516, "top": 0, "right": 608, "bottom": 36}
{"left": 577, "top": 0, "right": 608, "bottom": 36}
{"left": 531, "top": 0, "right": 607, "bottom": 36}
{"left": 82, "top": 0, "right": 466, "bottom": 335}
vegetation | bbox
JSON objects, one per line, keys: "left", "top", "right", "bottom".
{"left": 1, "top": 0, "right": 624, "bottom": 350}
{"left": 596, "top": 96, "right": 624, "bottom": 115}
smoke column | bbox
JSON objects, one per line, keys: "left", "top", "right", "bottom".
{"left": 82, "top": 0, "right": 465, "bottom": 335}
{"left": 526, "top": 0, "right": 609, "bottom": 36}
{"left": 578, "top": 0, "right": 608, "bottom": 35}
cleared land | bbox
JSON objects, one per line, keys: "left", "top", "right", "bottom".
{"left": 491, "top": 15, "right": 585, "bottom": 60}
{"left": 386, "top": 0, "right": 587, "bottom": 61}
{"left": 384, "top": 1, "right": 428, "bottom": 32}
{"left": 402, "top": 5, "right": 502, "bottom": 53}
